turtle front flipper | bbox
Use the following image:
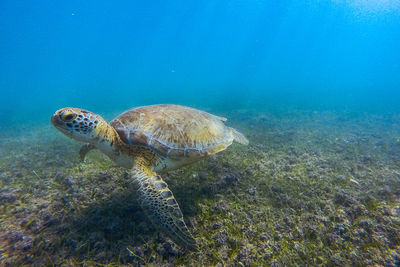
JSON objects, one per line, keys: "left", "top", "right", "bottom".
{"left": 131, "top": 158, "right": 198, "bottom": 251}
{"left": 79, "top": 143, "right": 96, "bottom": 161}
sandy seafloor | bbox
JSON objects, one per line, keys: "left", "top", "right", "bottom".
{"left": 0, "top": 109, "right": 399, "bottom": 266}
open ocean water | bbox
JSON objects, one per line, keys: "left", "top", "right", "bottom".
{"left": 1, "top": 1, "right": 400, "bottom": 266}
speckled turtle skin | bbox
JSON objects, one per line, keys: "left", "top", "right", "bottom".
{"left": 51, "top": 104, "right": 248, "bottom": 251}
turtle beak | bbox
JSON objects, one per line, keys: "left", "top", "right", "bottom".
{"left": 50, "top": 113, "right": 62, "bottom": 127}
{"left": 51, "top": 113, "right": 75, "bottom": 139}
{"left": 51, "top": 111, "right": 69, "bottom": 134}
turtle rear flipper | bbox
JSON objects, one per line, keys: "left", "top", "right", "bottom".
{"left": 131, "top": 158, "right": 198, "bottom": 251}
{"left": 231, "top": 128, "right": 249, "bottom": 145}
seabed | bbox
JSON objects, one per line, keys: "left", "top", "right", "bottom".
{"left": 0, "top": 110, "right": 399, "bottom": 266}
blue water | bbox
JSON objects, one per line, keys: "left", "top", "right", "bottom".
{"left": 1, "top": 0, "right": 400, "bottom": 123}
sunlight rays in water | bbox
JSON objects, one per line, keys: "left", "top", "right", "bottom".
{"left": 332, "top": 0, "right": 400, "bottom": 15}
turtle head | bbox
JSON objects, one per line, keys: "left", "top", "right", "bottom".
{"left": 51, "top": 108, "right": 104, "bottom": 143}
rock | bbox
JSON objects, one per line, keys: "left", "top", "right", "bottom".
{"left": 214, "top": 230, "right": 227, "bottom": 245}
{"left": 65, "top": 176, "right": 75, "bottom": 186}
{"left": 15, "top": 236, "right": 33, "bottom": 251}
{"left": 334, "top": 190, "right": 360, "bottom": 207}
{"left": 334, "top": 224, "right": 347, "bottom": 235}
{"left": 5, "top": 230, "right": 23, "bottom": 242}
{"left": 239, "top": 243, "right": 254, "bottom": 257}
{"left": 381, "top": 206, "right": 395, "bottom": 216}
{"left": 201, "top": 183, "right": 218, "bottom": 195}
{"left": 213, "top": 200, "right": 228, "bottom": 212}
{"left": 346, "top": 203, "right": 367, "bottom": 220}
{"left": 358, "top": 219, "right": 373, "bottom": 233}
{"left": 275, "top": 193, "right": 290, "bottom": 206}
{"left": 212, "top": 223, "right": 221, "bottom": 230}
{"left": 98, "top": 171, "right": 112, "bottom": 181}
{"left": 354, "top": 228, "right": 367, "bottom": 238}
{"left": 0, "top": 192, "right": 17, "bottom": 203}
{"left": 64, "top": 238, "right": 77, "bottom": 250}
{"left": 329, "top": 253, "right": 346, "bottom": 266}
{"left": 158, "top": 241, "right": 182, "bottom": 258}
{"left": 377, "top": 186, "right": 392, "bottom": 197}
{"left": 198, "top": 171, "right": 208, "bottom": 179}
{"left": 38, "top": 208, "right": 51, "bottom": 221}
{"left": 270, "top": 259, "right": 281, "bottom": 267}
{"left": 218, "top": 173, "right": 239, "bottom": 187}
{"left": 94, "top": 241, "right": 107, "bottom": 250}
{"left": 270, "top": 184, "right": 281, "bottom": 193}
{"left": 55, "top": 171, "right": 65, "bottom": 181}
{"left": 334, "top": 190, "right": 351, "bottom": 206}
{"left": 247, "top": 187, "right": 256, "bottom": 195}
{"left": 88, "top": 232, "right": 103, "bottom": 243}
{"left": 326, "top": 233, "right": 338, "bottom": 245}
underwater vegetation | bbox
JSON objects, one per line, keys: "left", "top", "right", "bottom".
{"left": 0, "top": 110, "right": 399, "bottom": 266}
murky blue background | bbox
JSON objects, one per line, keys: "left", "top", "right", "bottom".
{"left": 1, "top": 0, "right": 400, "bottom": 124}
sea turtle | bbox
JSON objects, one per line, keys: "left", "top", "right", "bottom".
{"left": 51, "top": 104, "right": 248, "bottom": 250}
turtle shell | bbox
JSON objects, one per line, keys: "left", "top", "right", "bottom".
{"left": 110, "top": 104, "right": 233, "bottom": 158}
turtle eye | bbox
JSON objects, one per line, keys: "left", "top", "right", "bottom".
{"left": 60, "top": 112, "right": 76, "bottom": 122}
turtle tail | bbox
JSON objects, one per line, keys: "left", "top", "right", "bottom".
{"left": 231, "top": 128, "right": 249, "bottom": 145}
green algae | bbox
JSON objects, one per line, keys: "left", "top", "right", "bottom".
{"left": 0, "top": 112, "right": 399, "bottom": 266}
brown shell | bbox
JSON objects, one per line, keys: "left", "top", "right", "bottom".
{"left": 110, "top": 104, "right": 233, "bottom": 158}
